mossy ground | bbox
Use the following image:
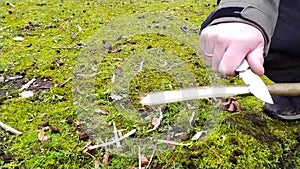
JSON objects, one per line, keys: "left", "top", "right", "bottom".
{"left": 1, "top": 1, "right": 300, "bottom": 168}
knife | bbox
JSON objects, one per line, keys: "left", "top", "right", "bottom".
{"left": 140, "top": 59, "right": 275, "bottom": 105}
{"left": 235, "top": 59, "right": 273, "bottom": 104}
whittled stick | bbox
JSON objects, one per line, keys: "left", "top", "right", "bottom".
{"left": 267, "top": 83, "right": 300, "bottom": 96}
{"left": 0, "top": 121, "right": 22, "bottom": 135}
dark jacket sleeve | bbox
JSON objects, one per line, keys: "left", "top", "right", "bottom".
{"left": 201, "top": 0, "right": 280, "bottom": 55}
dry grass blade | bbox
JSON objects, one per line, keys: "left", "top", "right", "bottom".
{"left": 146, "top": 145, "right": 156, "bottom": 169}
{"left": 138, "top": 146, "right": 142, "bottom": 169}
{"left": 157, "top": 139, "right": 189, "bottom": 146}
{"left": 20, "top": 78, "right": 36, "bottom": 91}
{"left": 113, "top": 122, "right": 121, "bottom": 147}
{"left": 0, "top": 121, "right": 22, "bottom": 135}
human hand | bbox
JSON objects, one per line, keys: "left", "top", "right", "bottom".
{"left": 200, "top": 22, "right": 265, "bottom": 76}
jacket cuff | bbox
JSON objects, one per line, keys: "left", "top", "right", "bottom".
{"left": 207, "top": 17, "right": 270, "bottom": 56}
{"left": 200, "top": 6, "right": 276, "bottom": 55}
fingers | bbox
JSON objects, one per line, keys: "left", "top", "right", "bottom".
{"left": 200, "top": 33, "right": 215, "bottom": 66}
{"left": 219, "top": 44, "right": 248, "bottom": 76}
{"left": 211, "top": 39, "right": 227, "bottom": 72}
{"left": 199, "top": 23, "right": 265, "bottom": 76}
{"left": 246, "top": 46, "right": 265, "bottom": 76}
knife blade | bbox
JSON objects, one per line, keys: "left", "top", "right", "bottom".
{"left": 235, "top": 60, "right": 273, "bottom": 104}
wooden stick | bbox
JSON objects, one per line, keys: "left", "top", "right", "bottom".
{"left": 87, "top": 129, "right": 136, "bottom": 150}
{"left": 267, "top": 83, "right": 300, "bottom": 96}
{"left": 0, "top": 121, "right": 22, "bottom": 135}
{"left": 140, "top": 83, "right": 300, "bottom": 105}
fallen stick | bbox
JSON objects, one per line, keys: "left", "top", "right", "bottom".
{"left": 20, "top": 78, "right": 36, "bottom": 91}
{"left": 0, "top": 121, "right": 22, "bottom": 135}
{"left": 87, "top": 129, "right": 136, "bottom": 150}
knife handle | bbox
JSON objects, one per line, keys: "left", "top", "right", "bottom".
{"left": 235, "top": 59, "right": 249, "bottom": 72}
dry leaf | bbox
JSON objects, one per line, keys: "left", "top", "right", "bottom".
{"left": 191, "top": 131, "right": 207, "bottom": 141}
{"left": 140, "top": 156, "right": 149, "bottom": 167}
{"left": 38, "top": 130, "right": 49, "bottom": 142}
{"left": 79, "top": 132, "right": 89, "bottom": 141}
{"left": 220, "top": 97, "right": 242, "bottom": 112}
{"left": 95, "top": 109, "right": 108, "bottom": 115}
{"left": 109, "top": 94, "right": 123, "bottom": 101}
{"left": 102, "top": 153, "right": 110, "bottom": 165}
{"left": 151, "top": 117, "right": 159, "bottom": 126}
{"left": 20, "top": 90, "right": 34, "bottom": 98}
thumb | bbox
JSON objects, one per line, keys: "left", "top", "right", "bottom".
{"left": 246, "top": 47, "right": 265, "bottom": 76}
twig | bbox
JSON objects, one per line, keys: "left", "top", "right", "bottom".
{"left": 138, "top": 60, "right": 145, "bottom": 72}
{"left": 189, "top": 112, "right": 195, "bottom": 127}
{"left": 162, "top": 150, "right": 176, "bottom": 169}
{"left": 138, "top": 146, "right": 142, "bottom": 169}
{"left": 20, "top": 78, "right": 36, "bottom": 91}
{"left": 146, "top": 145, "right": 157, "bottom": 169}
{"left": 50, "top": 46, "right": 83, "bottom": 50}
{"left": 165, "top": 60, "right": 191, "bottom": 71}
{"left": 74, "top": 72, "right": 101, "bottom": 78}
{"left": 191, "top": 130, "right": 207, "bottom": 141}
{"left": 157, "top": 139, "right": 189, "bottom": 146}
{"left": 0, "top": 121, "right": 22, "bottom": 135}
{"left": 87, "top": 129, "right": 136, "bottom": 150}
{"left": 203, "top": 143, "right": 220, "bottom": 158}
{"left": 0, "top": 26, "right": 9, "bottom": 32}
{"left": 58, "top": 77, "right": 72, "bottom": 87}
{"left": 113, "top": 122, "right": 121, "bottom": 147}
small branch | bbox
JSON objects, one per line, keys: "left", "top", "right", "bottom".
{"left": 0, "top": 121, "right": 22, "bottom": 135}
{"left": 138, "top": 146, "right": 142, "bottom": 169}
{"left": 203, "top": 143, "right": 220, "bottom": 158}
{"left": 162, "top": 150, "right": 176, "bottom": 169}
{"left": 113, "top": 122, "right": 121, "bottom": 147}
{"left": 87, "top": 129, "right": 136, "bottom": 150}
{"left": 58, "top": 77, "right": 72, "bottom": 87}
{"left": 189, "top": 112, "right": 195, "bottom": 127}
{"left": 20, "top": 78, "right": 36, "bottom": 91}
{"left": 191, "top": 130, "right": 207, "bottom": 141}
{"left": 146, "top": 145, "right": 156, "bottom": 169}
{"left": 138, "top": 60, "right": 145, "bottom": 72}
{"left": 50, "top": 46, "right": 83, "bottom": 50}
{"left": 157, "top": 139, "right": 189, "bottom": 146}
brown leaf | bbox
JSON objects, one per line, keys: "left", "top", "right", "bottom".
{"left": 220, "top": 97, "right": 242, "bottom": 112}
{"left": 227, "top": 103, "right": 235, "bottom": 112}
{"left": 79, "top": 132, "right": 89, "bottom": 141}
{"left": 82, "top": 141, "right": 96, "bottom": 155}
{"left": 102, "top": 153, "right": 110, "bottom": 165}
{"left": 96, "top": 109, "right": 108, "bottom": 115}
{"left": 38, "top": 130, "right": 49, "bottom": 142}
{"left": 82, "top": 140, "right": 93, "bottom": 152}
{"left": 151, "top": 117, "right": 159, "bottom": 126}
{"left": 141, "top": 156, "right": 149, "bottom": 167}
